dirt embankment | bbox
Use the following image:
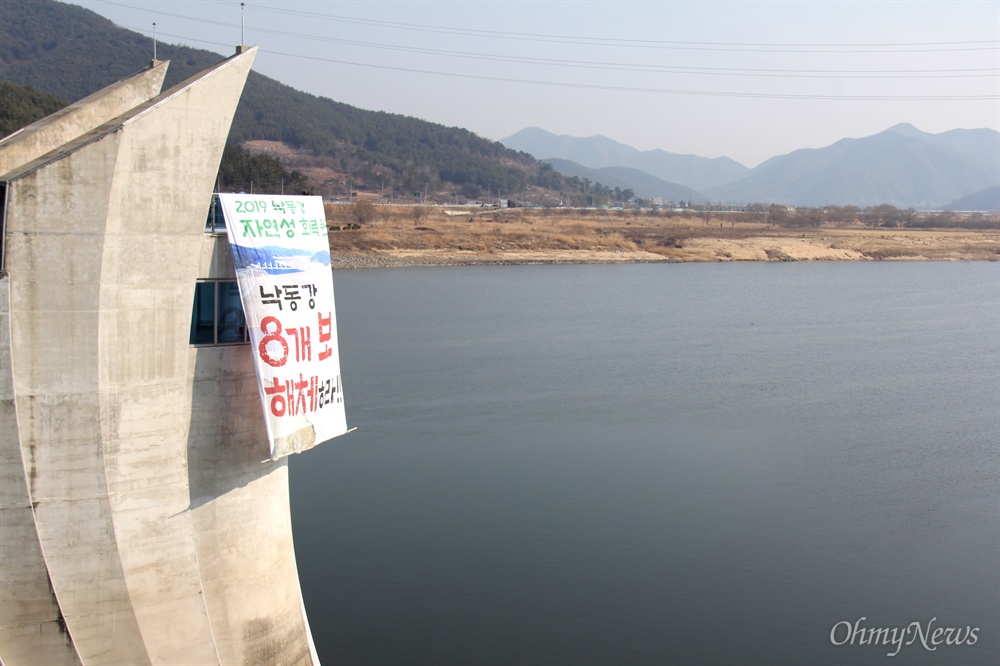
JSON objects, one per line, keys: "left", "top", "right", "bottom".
{"left": 324, "top": 206, "right": 1000, "bottom": 268}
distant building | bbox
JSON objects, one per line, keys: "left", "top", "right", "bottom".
{"left": 1, "top": 47, "right": 321, "bottom": 664}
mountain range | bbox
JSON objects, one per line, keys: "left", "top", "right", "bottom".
{"left": 501, "top": 127, "right": 748, "bottom": 194}
{"left": 2, "top": 0, "right": 996, "bottom": 211}
{"left": 539, "top": 158, "right": 709, "bottom": 204}
{"left": 0, "top": 0, "right": 577, "bottom": 203}
{"left": 502, "top": 125, "right": 1000, "bottom": 210}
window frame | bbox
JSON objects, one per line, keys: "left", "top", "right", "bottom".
{"left": 189, "top": 279, "right": 249, "bottom": 346}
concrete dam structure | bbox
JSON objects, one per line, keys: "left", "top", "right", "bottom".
{"left": 1, "top": 47, "right": 321, "bottom": 664}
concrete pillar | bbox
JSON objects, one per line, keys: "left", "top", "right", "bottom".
{"left": 0, "top": 61, "right": 168, "bottom": 177}
{"left": 2, "top": 46, "right": 320, "bottom": 665}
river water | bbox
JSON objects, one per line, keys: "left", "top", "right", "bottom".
{"left": 290, "top": 261, "right": 999, "bottom": 666}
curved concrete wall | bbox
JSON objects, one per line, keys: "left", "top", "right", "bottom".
{"left": 1, "top": 47, "right": 320, "bottom": 665}
{"left": 1, "top": 274, "right": 82, "bottom": 664}
{"left": 0, "top": 61, "right": 168, "bottom": 178}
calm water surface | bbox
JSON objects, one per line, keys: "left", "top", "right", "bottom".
{"left": 290, "top": 262, "right": 999, "bottom": 666}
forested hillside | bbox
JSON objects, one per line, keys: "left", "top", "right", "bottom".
{"left": 0, "top": 80, "right": 67, "bottom": 136}
{"left": 0, "top": 0, "right": 591, "bottom": 202}
{"left": 0, "top": 79, "right": 312, "bottom": 194}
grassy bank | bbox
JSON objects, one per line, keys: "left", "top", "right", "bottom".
{"left": 324, "top": 204, "right": 1000, "bottom": 268}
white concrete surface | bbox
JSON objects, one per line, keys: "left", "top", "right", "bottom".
{"left": 0, "top": 61, "right": 168, "bottom": 178}
{"left": 1, "top": 47, "right": 321, "bottom": 665}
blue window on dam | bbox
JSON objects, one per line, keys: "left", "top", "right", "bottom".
{"left": 190, "top": 280, "right": 248, "bottom": 345}
{"left": 206, "top": 195, "right": 226, "bottom": 235}
{"left": 191, "top": 196, "right": 248, "bottom": 345}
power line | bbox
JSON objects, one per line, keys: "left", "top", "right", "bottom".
{"left": 150, "top": 29, "right": 999, "bottom": 102}
{"left": 247, "top": 3, "right": 999, "bottom": 54}
{"left": 236, "top": 29, "right": 1000, "bottom": 80}
{"left": 257, "top": 48, "right": 1000, "bottom": 101}
{"left": 95, "top": 0, "right": 1000, "bottom": 99}
{"left": 129, "top": 20, "right": 1000, "bottom": 81}
{"left": 98, "top": 0, "right": 1000, "bottom": 54}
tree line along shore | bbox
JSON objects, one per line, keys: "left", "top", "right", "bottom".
{"left": 321, "top": 203, "right": 1000, "bottom": 267}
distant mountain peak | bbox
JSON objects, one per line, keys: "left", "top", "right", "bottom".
{"left": 707, "top": 122, "right": 999, "bottom": 208}
{"left": 500, "top": 127, "right": 750, "bottom": 192}
{"left": 882, "top": 122, "right": 926, "bottom": 137}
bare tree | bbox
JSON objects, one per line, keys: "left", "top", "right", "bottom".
{"left": 767, "top": 204, "right": 789, "bottom": 228}
{"left": 351, "top": 200, "right": 377, "bottom": 226}
{"left": 410, "top": 205, "right": 428, "bottom": 225}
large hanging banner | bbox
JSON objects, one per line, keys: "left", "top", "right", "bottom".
{"left": 218, "top": 193, "right": 348, "bottom": 460}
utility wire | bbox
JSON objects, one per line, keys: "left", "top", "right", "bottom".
{"left": 95, "top": 0, "right": 1000, "bottom": 98}
{"left": 126, "top": 19, "right": 1000, "bottom": 80}
{"left": 149, "top": 30, "right": 1000, "bottom": 101}
{"left": 232, "top": 28, "right": 1000, "bottom": 79}
{"left": 98, "top": 0, "right": 1000, "bottom": 53}
{"left": 248, "top": 2, "right": 1000, "bottom": 53}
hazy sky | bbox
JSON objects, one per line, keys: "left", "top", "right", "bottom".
{"left": 67, "top": 0, "right": 999, "bottom": 167}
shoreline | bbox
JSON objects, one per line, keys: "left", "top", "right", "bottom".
{"left": 330, "top": 237, "right": 1000, "bottom": 269}
{"left": 326, "top": 209, "right": 1000, "bottom": 268}
{"left": 330, "top": 252, "right": 1000, "bottom": 269}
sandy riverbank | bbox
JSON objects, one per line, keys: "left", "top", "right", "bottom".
{"left": 326, "top": 207, "right": 1000, "bottom": 268}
